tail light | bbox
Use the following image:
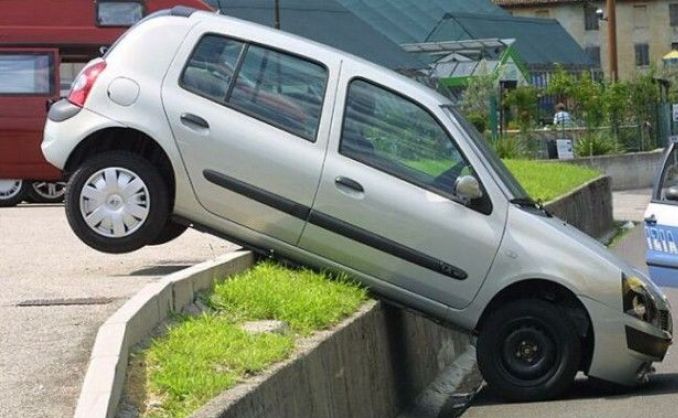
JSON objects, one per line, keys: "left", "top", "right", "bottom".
{"left": 68, "top": 59, "right": 107, "bottom": 107}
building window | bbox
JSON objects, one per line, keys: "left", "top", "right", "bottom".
{"left": 584, "top": 5, "right": 599, "bottom": 31}
{"left": 635, "top": 44, "right": 650, "bottom": 66}
{"left": 96, "top": 1, "right": 144, "bottom": 27}
{"left": 0, "top": 53, "right": 54, "bottom": 95}
{"left": 671, "top": 4, "right": 678, "bottom": 27}
{"left": 633, "top": 5, "right": 648, "bottom": 29}
{"left": 585, "top": 46, "right": 601, "bottom": 68}
{"left": 535, "top": 9, "right": 550, "bottom": 18}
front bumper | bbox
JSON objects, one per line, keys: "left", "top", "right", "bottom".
{"left": 582, "top": 296, "right": 672, "bottom": 385}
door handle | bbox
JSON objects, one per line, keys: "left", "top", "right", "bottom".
{"left": 335, "top": 176, "right": 364, "bottom": 193}
{"left": 645, "top": 214, "right": 657, "bottom": 226}
{"left": 180, "top": 113, "right": 210, "bottom": 130}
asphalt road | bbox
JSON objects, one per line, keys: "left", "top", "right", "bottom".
{"left": 463, "top": 225, "right": 678, "bottom": 418}
{"left": 0, "top": 204, "right": 237, "bottom": 418}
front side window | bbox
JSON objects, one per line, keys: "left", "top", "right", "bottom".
{"left": 229, "top": 45, "right": 327, "bottom": 141}
{"left": 659, "top": 145, "right": 678, "bottom": 202}
{"left": 340, "top": 79, "right": 472, "bottom": 199}
{"left": 181, "top": 36, "right": 245, "bottom": 102}
{"left": 0, "top": 54, "right": 53, "bottom": 95}
{"left": 97, "top": 1, "right": 144, "bottom": 26}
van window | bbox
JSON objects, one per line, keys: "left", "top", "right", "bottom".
{"left": 181, "top": 36, "right": 245, "bottom": 102}
{"left": 659, "top": 146, "right": 678, "bottom": 201}
{"left": 229, "top": 45, "right": 327, "bottom": 141}
{"left": 97, "top": 1, "right": 144, "bottom": 26}
{"left": 0, "top": 54, "right": 53, "bottom": 95}
{"left": 340, "top": 79, "right": 472, "bottom": 198}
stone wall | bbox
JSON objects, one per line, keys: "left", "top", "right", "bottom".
{"left": 545, "top": 176, "right": 614, "bottom": 239}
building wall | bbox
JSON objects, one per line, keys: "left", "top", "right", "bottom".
{"left": 504, "top": 1, "right": 678, "bottom": 80}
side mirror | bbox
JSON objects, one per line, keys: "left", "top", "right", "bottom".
{"left": 666, "top": 187, "right": 678, "bottom": 202}
{"left": 455, "top": 175, "right": 483, "bottom": 202}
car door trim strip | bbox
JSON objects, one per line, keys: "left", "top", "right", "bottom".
{"left": 203, "top": 169, "right": 468, "bottom": 280}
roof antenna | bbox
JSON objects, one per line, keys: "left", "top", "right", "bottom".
{"left": 274, "top": 0, "right": 281, "bottom": 29}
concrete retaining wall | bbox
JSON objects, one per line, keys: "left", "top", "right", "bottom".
{"left": 191, "top": 302, "right": 472, "bottom": 418}
{"left": 550, "top": 149, "right": 663, "bottom": 191}
{"left": 545, "top": 176, "right": 614, "bottom": 239}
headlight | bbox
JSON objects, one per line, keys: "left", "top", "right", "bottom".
{"left": 622, "top": 273, "right": 657, "bottom": 323}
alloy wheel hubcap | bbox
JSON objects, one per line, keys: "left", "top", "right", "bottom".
{"left": 32, "top": 181, "right": 67, "bottom": 199}
{"left": 79, "top": 168, "right": 150, "bottom": 238}
{"left": 0, "top": 179, "right": 23, "bottom": 199}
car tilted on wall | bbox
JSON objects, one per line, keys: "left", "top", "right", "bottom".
{"left": 42, "top": 7, "right": 672, "bottom": 401}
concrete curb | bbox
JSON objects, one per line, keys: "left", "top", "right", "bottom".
{"left": 73, "top": 250, "right": 254, "bottom": 418}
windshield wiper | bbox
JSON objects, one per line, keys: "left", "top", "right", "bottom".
{"left": 510, "top": 197, "right": 553, "bottom": 217}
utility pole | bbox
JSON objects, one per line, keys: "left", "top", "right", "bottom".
{"left": 607, "top": 0, "right": 618, "bottom": 81}
{"left": 274, "top": 0, "right": 281, "bottom": 29}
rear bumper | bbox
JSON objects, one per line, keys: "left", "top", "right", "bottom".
{"left": 42, "top": 105, "right": 123, "bottom": 171}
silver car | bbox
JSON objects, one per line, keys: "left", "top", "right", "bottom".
{"left": 42, "top": 7, "right": 672, "bottom": 401}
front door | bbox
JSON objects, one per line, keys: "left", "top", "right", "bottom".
{"left": 299, "top": 78, "right": 506, "bottom": 310}
{"left": 646, "top": 140, "right": 678, "bottom": 285}
{"left": 0, "top": 48, "right": 61, "bottom": 180}
{"left": 162, "top": 30, "right": 338, "bottom": 245}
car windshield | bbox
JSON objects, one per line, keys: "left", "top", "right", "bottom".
{"left": 442, "top": 105, "right": 529, "bottom": 200}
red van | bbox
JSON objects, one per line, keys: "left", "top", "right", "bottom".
{"left": 0, "top": 0, "right": 212, "bottom": 206}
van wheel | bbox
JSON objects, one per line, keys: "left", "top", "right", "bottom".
{"left": 150, "top": 221, "right": 188, "bottom": 246}
{"left": 65, "top": 151, "right": 170, "bottom": 254}
{"left": 477, "top": 299, "right": 581, "bottom": 402}
{"left": 27, "top": 181, "right": 67, "bottom": 204}
{"left": 0, "top": 179, "right": 28, "bottom": 207}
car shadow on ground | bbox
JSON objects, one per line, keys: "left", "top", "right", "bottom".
{"left": 471, "top": 373, "right": 678, "bottom": 406}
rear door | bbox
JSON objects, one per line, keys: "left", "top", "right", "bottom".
{"left": 162, "top": 27, "right": 339, "bottom": 245}
{"left": 645, "top": 140, "right": 678, "bottom": 284}
{"left": 0, "top": 48, "right": 61, "bottom": 180}
{"left": 299, "top": 72, "right": 507, "bottom": 310}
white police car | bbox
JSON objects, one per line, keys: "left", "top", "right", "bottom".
{"left": 646, "top": 137, "right": 678, "bottom": 285}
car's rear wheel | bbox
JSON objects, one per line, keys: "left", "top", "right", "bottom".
{"left": 150, "top": 221, "right": 188, "bottom": 246}
{"left": 65, "top": 151, "right": 170, "bottom": 253}
{"left": 0, "top": 179, "right": 28, "bottom": 207}
{"left": 477, "top": 299, "right": 581, "bottom": 402}
{"left": 27, "top": 181, "right": 67, "bottom": 204}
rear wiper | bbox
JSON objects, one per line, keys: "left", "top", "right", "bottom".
{"left": 510, "top": 197, "right": 553, "bottom": 217}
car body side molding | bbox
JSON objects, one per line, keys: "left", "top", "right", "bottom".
{"left": 203, "top": 169, "right": 468, "bottom": 281}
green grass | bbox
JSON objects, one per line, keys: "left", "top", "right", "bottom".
{"left": 504, "top": 160, "right": 600, "bottom": 202}
{"left": 209, "top": 262, "right": 368, "bottom": 335}
{"left": 130, "top": 262, "right": 367, "bottom": 418}
{"left": 404, "top": 158, "right": 599, "bottom": 203}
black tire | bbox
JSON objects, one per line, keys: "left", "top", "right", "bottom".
{"left": 0, "top": 179, "right": 28, "bottom": 207}
{"left": 150, "top": 221, "right": 188, "bottom": 246}
{"left": 65, "top": 151, "right": 171, "bottom": 254}
{"left": 477, "top": 299, "right": 581, "bottom": 402}
{"left": 27, "top": 181, "right": 67, "bottom": 204}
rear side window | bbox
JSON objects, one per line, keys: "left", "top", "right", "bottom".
{"left": 340, "top": 79, "right": 472, "bottom": 198}
{"left": 181, "top": 36, "right": 245, "bottom": 102}
{"left": 97, "top": 1, "right": 144, "bottom": 26}
{"left": 0, "top": 53, "right": 54, "bottom": 95}
{"left": 180, "top": 35, "right": 328, "bottom": 142}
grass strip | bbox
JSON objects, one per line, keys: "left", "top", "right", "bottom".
{"left": 128, "top": 261, "right": 367, "bottom": 418}
{"left": 504, "top": 160, "right": 600, "bottom": 202}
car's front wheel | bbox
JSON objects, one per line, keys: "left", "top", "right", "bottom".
{"left": 65, "top": 151, "right": 170, "bottom": 253}
{"left": 477, "top": 299, "right": 581, "bottom": 402}
{"left": 0, "top": 179, "right": 28, "bottom": 207}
